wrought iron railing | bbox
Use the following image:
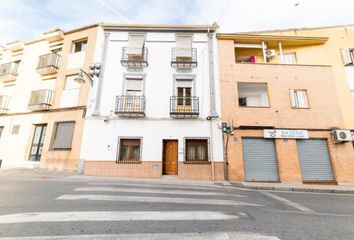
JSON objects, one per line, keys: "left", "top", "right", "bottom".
{"left": 171, "top": 48, "right": 197, "bottom": 67}
{"left": 37, "top": 53, "right": 61, "bottom": 69}
{"left": 121, "top": 47, "right": 148, "bottom": 67}
{"left": 28, "top": 89, "right": 53, "bottom": 110}
{"left": 115, "top": 95, "right": 146, "bottom": 116}
{"left": 0, "top": 62, "right": 19, "bottom": 77}
{"left": 170, "top": 96, "right": 199, "bottom": 117}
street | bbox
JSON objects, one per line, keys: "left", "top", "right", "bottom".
{"left": 0, "top": 170, "right": 353, "bottom": 240}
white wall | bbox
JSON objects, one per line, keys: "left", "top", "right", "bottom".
{"left": 81, "top": 28, "right": 224, "bottom": 164}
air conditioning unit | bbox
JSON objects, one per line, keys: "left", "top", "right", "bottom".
{"left": 332, "top": 130, "right": 352, "bottom": 143}
{"left": 265, "top": 49, "right": 276, "bottom": 58}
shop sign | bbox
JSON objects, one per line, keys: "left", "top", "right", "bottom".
{"left": 264, "top": 129, "right": 309, "bottom": 139}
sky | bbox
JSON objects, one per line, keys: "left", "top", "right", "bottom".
{"left": 1, "top": 0, "right": 354, "bottom": 44}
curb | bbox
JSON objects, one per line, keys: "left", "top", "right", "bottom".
{"left": 231, "top": 183, "right": 354, "bottom": 194}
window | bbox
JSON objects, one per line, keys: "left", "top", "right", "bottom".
{"left": 176, "top": 35, "right": 192, "bottom": 58}
{"left": 281, "top": 52, "right": 297, "bottom": 64}
{"left": 177, "top": 87, "right": 191, "bottom": 105}
{"left": 185, "top": 139, "right": 209, "bottom": 163}
{"left": 126, "top": 34, "right": 145, "bottom": 55}
{"left": 51, "top": 122, "right": 75, "bottom": 150}
{"left": 290, "top": 89, "right": 309, "bottom": 108}
{"left": 125, "top": 77, "right": 143, "bottom": 96}
{"left": 11, "top": 125, "right": 20, "bottom": 135}
{"left": 237, "top": 83, "right": 269, "bottom": 107}
{"left": 72, "top": 40, "right": 87, "bottom": 53}
{"left": 117, "top": 138, "right": 141, "bottom": 162}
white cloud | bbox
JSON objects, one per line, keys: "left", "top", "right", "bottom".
{"left": 1, "top": 0, "right": 354, "bottom": 44}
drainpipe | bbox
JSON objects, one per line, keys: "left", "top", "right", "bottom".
{"left": 92, "top": 31, "right": 110, "bottom": 116}
{"left": 207, "top": 27, "right": 218, "bottom": 181}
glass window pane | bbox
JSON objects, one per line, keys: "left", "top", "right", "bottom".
{"left": 187, "top": 145, "right": 195, "bottom": 161}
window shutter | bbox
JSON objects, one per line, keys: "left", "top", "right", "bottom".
{"left": 340, "top": 48, "right": 353, "bottom": 65}
{"left": 52, "top": 122, "right": 75, "bottom": 149}
{"left": 125, "top": 78, "right": 143, "bottom": 92}
{"left": 297, "top": 90, "right": 309, "bottom": 108}
{"left": 289, "top": 89, "right": 297, "bottom": 107}
{"left": 127, "top": 35, "right": 145, "bottom": 55}
{"left": 176, "top": 35, "right": 192, "bottom": 57}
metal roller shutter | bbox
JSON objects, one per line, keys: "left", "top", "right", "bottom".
{"left": 297, "top": 139, "right": 334, "bottom": 182}
{"left": 242, "top": 138, "right": 279, "bottom": 181}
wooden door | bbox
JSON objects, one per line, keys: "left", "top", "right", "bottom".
{"left": 163, "top": 140, "right": 178, "bottom": 175}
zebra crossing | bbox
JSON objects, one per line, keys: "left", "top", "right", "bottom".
{"left": 0, "top": 180, "right": 281, "bottom": 240}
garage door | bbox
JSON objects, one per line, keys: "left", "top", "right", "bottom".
{"left": 297, "top": 139, "right": 334, "bottom": 182}
{"left": 242, "top": 138, "right": 279, "bottom": 181}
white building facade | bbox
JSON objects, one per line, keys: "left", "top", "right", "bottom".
{"left": 80, "top": 24, "right": 225, "bottom": 180}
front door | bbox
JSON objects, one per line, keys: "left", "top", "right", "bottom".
{"left": 28, "top": 124, "right": 47, "bottom": 161}
{"left": 163, "top": 140, "right": 178, "bottom": 175}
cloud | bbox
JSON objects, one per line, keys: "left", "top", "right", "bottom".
{"left": 1, "top": 0, "right": 354, "bottom": 44}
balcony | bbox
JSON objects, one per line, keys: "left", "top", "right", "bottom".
{"left": 171, "top": 48, "right": 197, "bottom": 68}
{"left": 121, "top": 47, "right": 148, "bottom": 68}
{"left": 0, "top": 95, "right": 10, "bottom": 114}
{"left": 170, "top": 96, "right": 199, "bottom": 118}
{"left": 37, "top": 53, "right": 61, "bottom": 75}
{"left": 115, "top": 95, "right": 146, "bottom": 117}
{"left": 0, "top": 62, "right": 19, "bottom": 82}
{"left": 28, "top": 89, "right": 53, "bottom": 111}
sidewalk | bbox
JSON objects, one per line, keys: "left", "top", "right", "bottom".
{"left": 233, "top": 182, "right": 354, "bottom": 194}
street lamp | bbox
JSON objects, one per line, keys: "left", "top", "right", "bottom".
{"left": 74, "top": 63, "right": 101, "bottom": 87}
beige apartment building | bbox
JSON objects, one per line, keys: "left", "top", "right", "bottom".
{"left": 0, "top": 24, "right": 98, "bottom": 170}
{"left": 218, "top": 31, "right": 354, "bottom": 184}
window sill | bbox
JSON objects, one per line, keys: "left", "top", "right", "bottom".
{"left": 291, "top": 107, "right": 310, "bottom": 109}
{"left": 116, "top": 160, "right": 142, "bottom": 164}
{"left": 239, "top": 106, "right": 270, "bottom": 108}
{"left": 183, "top": 161, "right": 211, "bottom": 164}
{"left": 50, "top": 148, "right": 72, "bottom": 151}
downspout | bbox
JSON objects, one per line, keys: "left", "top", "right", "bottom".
{"left": 207, "top": 27, "right": 218, "bottom": 181}
{"left": 92, "top": 31, "right": 110, "bottom": 116}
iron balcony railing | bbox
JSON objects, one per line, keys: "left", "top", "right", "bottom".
{"left": 121, "top": 47, "right": 148, "bottom": 67}
{"left": 171, "top": 48, "right": 197, "bottom": 68}
{"left": 37, "top": 53, "right": 61, "bottom": 70}
{"left": 170, "top": 96, "right": 199, "bottom": 118}
{"left": 115, "top": 95, "right": 146, "bottom": 117}
{"left": 0, "top": 62, "right": 19, "bottom": 77}
{"left": 0, "top": 95, "right": 10, "bottom": 114}
{"left": 28, "top": 89, "right": 53, "bottom": 111}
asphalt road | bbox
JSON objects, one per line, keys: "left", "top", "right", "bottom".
{"left": 0, "top": 169, "right": 353, "bottom": 240}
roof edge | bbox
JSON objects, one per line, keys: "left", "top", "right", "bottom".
{"left": 100, "top": 23, "right": 219, "bottom": 31}
{"left": 239, "top": 23, "right": 354, "bottom": 34}
{"left": 217, "top": 33, "right": 329, "bottom": 42}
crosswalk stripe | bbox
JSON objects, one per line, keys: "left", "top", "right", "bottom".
{"left": 0, "top": 232, "right": 281, "bottom": 240}
{"left": 88, "top": 182, "right": 222, "bottom": 191}
{"left": 74, "top": 187, "right": 246, "bottom": 197}
{"left": 57, "top": 194, "right": 262, "bottom": 206}
{"left": 0, "top": 211, "right": 238, "bottom": 224}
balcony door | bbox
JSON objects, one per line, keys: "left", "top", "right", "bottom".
{"left": 177, "top": 87, "right": 191, "bottom": 112}
{"left": 28, "top": 124, "right": 47, "bottom": 161}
